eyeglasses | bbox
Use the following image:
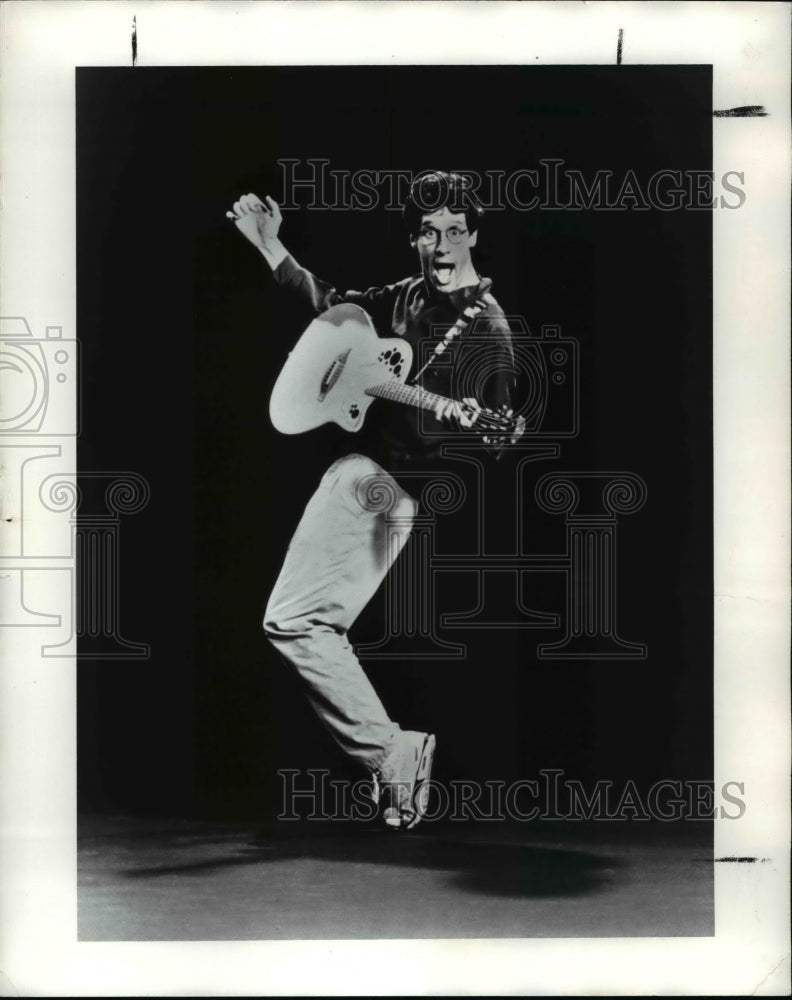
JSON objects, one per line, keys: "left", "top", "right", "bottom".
{"left": 416, "top": 225, "right": 469, "bottom": 246}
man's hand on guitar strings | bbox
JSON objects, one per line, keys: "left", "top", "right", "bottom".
{"left": 434, "top": 396, "right": 481, "bottom": 430}
{"left": 226, "top": 193, "right": 282, "bottom": 248}
{"left": 482, "top": 406, "right": 519, "bottom": 448}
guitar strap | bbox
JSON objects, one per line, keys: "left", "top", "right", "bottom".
{"left": 409, "top": 278, "right": 494, "bottom": 386}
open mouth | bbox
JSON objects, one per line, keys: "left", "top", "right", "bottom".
{"left": 432, "top": 262, "right": 455, "bottom": 284}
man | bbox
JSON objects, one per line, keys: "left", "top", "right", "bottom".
{"left": 229, "top": 172, "right": 518, "bottom": 830}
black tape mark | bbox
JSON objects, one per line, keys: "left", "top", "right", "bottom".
{"left": 132, "top": 15, "right": 137, "bottom": 67}
{"left": 714, "top": 856, "right": 770, "bottom": 863}
{"left": 616, "top": 28, "right": 623, "bottom": 65}
{"left": 713, "top": 106, "right": 768, "bottom": 117}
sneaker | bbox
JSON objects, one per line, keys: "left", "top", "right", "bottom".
{"left": 375, "top": 730, "right": 436, "bottom": 831}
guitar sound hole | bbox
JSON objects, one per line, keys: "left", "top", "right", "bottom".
{"left": 378, "top": 349, "right": 402, "bottom": 375}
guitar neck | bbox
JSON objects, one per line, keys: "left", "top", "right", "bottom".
{"left": 365, "top": 380, "right": 449, "bottom": 414}
{"left": 364, "top": 378, "right": 521, "bottom": 443}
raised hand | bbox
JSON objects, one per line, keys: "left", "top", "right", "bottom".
{"left": 226, "top": 194, "right": 282, "bottom": 248}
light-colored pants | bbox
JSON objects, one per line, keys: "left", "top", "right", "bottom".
{"left": 263, "top": 454, "right": 418, "bottom": 771}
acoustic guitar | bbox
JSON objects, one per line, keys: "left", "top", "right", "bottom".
{"left": 269, "top": 303, "right": 524, "bottom": 447}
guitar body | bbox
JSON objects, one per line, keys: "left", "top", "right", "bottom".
{"left": 269, "top": 304, "right": 413, "bottom": 434}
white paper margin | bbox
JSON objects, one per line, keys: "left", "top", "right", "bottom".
{"left": 1, "top": 1, "right": 789, "bottom": 995}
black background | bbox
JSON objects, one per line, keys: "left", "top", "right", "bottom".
{"left": 77, "top": 67, "right": 712, "bottom": 818}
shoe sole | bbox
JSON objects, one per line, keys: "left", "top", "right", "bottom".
{"left": 403, "top": 733, "right": 436, "bottom": 830}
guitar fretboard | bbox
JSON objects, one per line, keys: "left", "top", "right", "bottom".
{"left": 365, "top": 380, "right": 448, "bottom": 414}
{"left": 365, "top": 379, "right": 511, "bottom": 433}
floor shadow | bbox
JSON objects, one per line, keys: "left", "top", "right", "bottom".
{"left": 118, "top": 824, "right": 620, "bottom": 900}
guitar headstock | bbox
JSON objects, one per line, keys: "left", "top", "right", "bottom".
{"left": 474, "top": 403, "right": 526, "bottom": 452}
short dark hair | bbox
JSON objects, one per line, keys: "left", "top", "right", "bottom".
{"left": 402, "top": 171, "right": 484, "bottom": 237}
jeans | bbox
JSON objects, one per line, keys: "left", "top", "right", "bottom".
{"left": 264, "top": 454, "right": 418, "bottom": 771}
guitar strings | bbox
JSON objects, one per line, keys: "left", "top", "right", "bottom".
{"left": 365, "top": 380, "right": 510, "bottom": 430}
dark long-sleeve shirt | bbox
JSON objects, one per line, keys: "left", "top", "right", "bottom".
{"left": 272, "top": 253, "right": 517, "bottom": 475}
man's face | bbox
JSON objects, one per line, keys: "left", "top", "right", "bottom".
{"left": 412, "top": 206, "right": 479, "bottom": 294}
